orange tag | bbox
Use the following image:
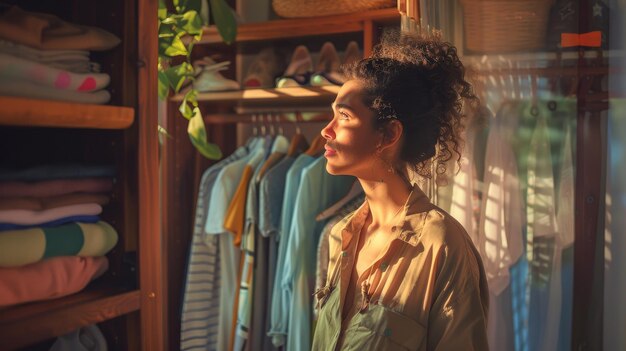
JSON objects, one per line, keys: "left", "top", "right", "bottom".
{"left": 561, "top": 31, "right": 602, "bottom": 47}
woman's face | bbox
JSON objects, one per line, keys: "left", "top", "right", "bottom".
{"left": 321, "top": 79, "right": 384, "bottom": 178}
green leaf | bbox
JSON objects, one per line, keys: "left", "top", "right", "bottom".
{"left": 158, "top": 71, "right": 170, "bottom": 100}
{"left": 161, "top": 17, "right": 178, "bottom": 25}
{"left": 158, "top": 0, "right": 168, "bottom": 20}
{"left": 164, "top": 62, "right": 193, "bottom": 93}
{"left": 181, "top": 10, "right": 204, "bottom": 36}
{"left": 164, "top": 35, "right": 188, "bottom": 57}
{"left": 188, "top": 107, "right": 222, "bottom": 159}
{"left": 209, "top": 0, "right": 237, "bottom": 44}
{"left": 179, "top": 89, "right": 197, "bottom": 119}
{"left": 184, "top": 88, "right": 198, "bottom": 107}
{"left": 179, "top": 101, "right": 193, "bottom": 119}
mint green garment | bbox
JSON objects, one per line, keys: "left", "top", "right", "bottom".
{"left": 268, "top": 153, "right": 317, "bottom": 347}
{"left": 284, "top": 156, "right": 354, "bottom": 351}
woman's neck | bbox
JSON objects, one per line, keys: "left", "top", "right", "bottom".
{"left": 359, "top": 171, "right": 412, "bottom": 229}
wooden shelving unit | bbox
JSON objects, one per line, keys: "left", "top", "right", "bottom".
{"left": 0, "top": 287, "right": 140, "bottom": 350}
{"left": 0, "top": 96, "right": 135, "bottom": 129}
{"left": 0, "top": 0, "right": 162, "bottom": 350}
{"left": 198, "top": 8, "right": 399, "bottom": 44}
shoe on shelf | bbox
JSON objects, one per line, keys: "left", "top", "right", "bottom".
{"left": 310, "top": 41, "right": 362, "bottom": 87}
{"left": 310, "top": 42, "right": 344, "bottom": 87}
{"left": 192, "top": 56, "right": 240, "bottom": 92}
{"left": 343, "top": 41, "right": 361, "bottom": 67}
{"left": 243, "top": 47, "right": 284, "bottom": 89}
{"left": 275, "top": 45, "right": 313, "bottom": 88}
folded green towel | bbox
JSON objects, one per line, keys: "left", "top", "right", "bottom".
{"left": 0, "top": 221, "right": 118, "bottom": 267}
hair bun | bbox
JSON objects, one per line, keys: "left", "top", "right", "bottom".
{"left": 345, "top": 29, "right": 478, "bottom": 179}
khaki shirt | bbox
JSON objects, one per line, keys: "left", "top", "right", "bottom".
{"left": 312, "top": 184, "right": 489, "bottom": 351}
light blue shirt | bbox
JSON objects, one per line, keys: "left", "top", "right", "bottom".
{"left": 284, "top": 156, "right": 354, "bottom": 351}
{"left": 267, "top": 153, "right": 317, "bottom": 347}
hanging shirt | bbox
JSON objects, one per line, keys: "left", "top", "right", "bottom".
{"left": 180, "top": 145, "right": 249, "bottom": 351}
{"left": 450, "top": 129, "right": 479, "bottom": 246}
{"left": 268, "top": 153, "right": 316, "bottom": 347}
{"left": 249, "top": 135, "right": 289, "bottom": 351}
{"left": 204, "top": 138, "right": 264, "bottom": 351}
{"left": 479, "top": 105, "right": 525, "bottom": 351}
{"left": 258, "top": 154, "right": 296, "bottom": 351}
{"left": 526, "top": 112, "right": 560, "bottom": 351}
{"left": 479, "top": 116, "right": 524, "bottom": 296}
{"left": 312, "top": 184, "right": 489, "bottom": 351}
{"left": 233, "top": 135, "right": 281, "bottom": 351}
{"left": 284, "top": 157, "right": 354, "bottom": 351}
{"left": 526, "top": 115, "right": 559, "bottom": 257}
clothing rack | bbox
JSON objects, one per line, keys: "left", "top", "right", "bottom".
{"left": 204, "top": 111, "right": 332, "bottom": 124}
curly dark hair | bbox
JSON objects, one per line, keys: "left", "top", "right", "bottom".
{"left": 344, "top": 30, "right": 478, "bottom": 178}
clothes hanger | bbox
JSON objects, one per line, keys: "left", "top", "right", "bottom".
{"left": 316, "top": 180, "right": 364, "bottom": 221}
{"left": 256, "top": 113, "right": 288, "bottom": 182}
{"left": 244, "top": 114, "right": 259, "bottom": 148}
{"left": 287, "top": 111, "right": 309, "bottom": 156}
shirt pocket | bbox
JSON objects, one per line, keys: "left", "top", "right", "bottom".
{"left": 357, "top": 304, "right": 427, "bottom": 351}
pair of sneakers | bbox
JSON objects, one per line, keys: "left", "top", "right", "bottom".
{"left": 274, "top": 42, "right": 361, "bottom": 88}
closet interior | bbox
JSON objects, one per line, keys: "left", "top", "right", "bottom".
{"left": 0, "top": 0, "right": 618, "bottom": 350}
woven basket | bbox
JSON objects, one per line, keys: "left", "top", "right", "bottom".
{"left": 460, "top": 0, "right": 554, "bottom": 53}
{"left": 272, "top": 0, "right": 396, "bottom": 18}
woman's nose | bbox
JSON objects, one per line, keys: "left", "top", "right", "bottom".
{"left": 321, "top": 119, "right": 335, "bottom": 140}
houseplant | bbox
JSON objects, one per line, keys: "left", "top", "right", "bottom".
{"left": 158, "top": 0, "right": 237, "bottom": 159}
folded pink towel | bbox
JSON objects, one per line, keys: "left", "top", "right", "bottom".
{"left": 0, "top": 203, "right": 102, "bottom": 225}
{"left": 0, "top": 53, "right": 110, "bottom": 91}
{"left": 0, "top": 256, "right": 108, "bottom": 307}
{"left": 0, "top": 178, "right": 113, "bottom": 198}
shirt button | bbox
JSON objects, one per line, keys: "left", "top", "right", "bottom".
{"left": 342, "top": 251, "right": 348, "bottom": 257}
{"left": 391, "top": 226, "right": 397, "bottom": 232}
{"left": 380, "top": 262, "right": 388, "bottom": 272}
{"left": 384, "top": 328, "right": 392, "bottom": 337}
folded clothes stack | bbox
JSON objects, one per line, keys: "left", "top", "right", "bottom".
{"left": 0, "top": 165, "right": 118, "bottom": 307}
{"left": 0, "top": 6, "right": 121, "bottom": 104}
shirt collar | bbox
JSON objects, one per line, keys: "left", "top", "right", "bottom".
{"left": 341, "top": 183, "right": 433, "bottom": 249}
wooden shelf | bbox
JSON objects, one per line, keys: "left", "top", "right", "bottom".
{"left": 198, "top": 8, "right": 400, "bottom": 44}
{"left": 0, "top": 287, "right": 140, "bottom": 349}
{"left": 0, "top": 96, "right": 135, "bottom": 129}
{"left": 172, "top": 86, "right": 340, "bottom": 107}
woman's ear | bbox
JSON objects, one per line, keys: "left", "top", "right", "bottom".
{"left": 380, "top": 120, "right": 403, "bottom": 150}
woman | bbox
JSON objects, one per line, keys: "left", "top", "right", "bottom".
{"left": 312, "top": 31, "right": 489, "bottom": 351}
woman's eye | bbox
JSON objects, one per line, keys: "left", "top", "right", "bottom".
{"left": 338, "top": 111, "right": 349, "bottom": 120}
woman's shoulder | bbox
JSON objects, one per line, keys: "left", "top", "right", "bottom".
{"left": 410, "top": 205, "right": 475, "bottom": 255}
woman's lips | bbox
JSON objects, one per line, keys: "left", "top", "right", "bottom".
{"left": 324, "top": 145, "right": 337, "bottom": 157}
